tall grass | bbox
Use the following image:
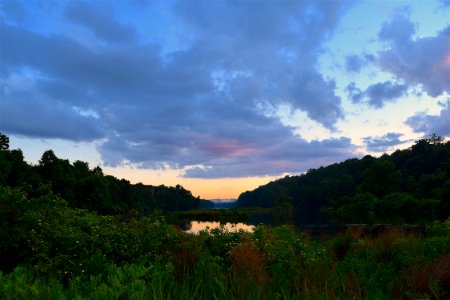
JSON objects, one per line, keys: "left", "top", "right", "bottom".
{"left": 1, "top": 216, "right": 449, "bottom": 299}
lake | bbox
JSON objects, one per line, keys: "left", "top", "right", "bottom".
{"left": 175, "top": 209, "right": 426, "bottom": 238}
{"left": 173, "top": 209, "right": 333, "bottom": 234}
{"left": 185, "top": 221, "right": 255, "bottom": 234}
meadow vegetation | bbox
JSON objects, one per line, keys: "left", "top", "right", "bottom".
{"left": 1, "top": 185, "right": 449, "bottom": 299}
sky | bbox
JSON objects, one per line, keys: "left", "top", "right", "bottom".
{"left": 1, "top": 0, "right": 449, "bottom": 199}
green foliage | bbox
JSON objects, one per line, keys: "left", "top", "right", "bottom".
{"left": 359, "top": 160, "right": 401, "bottom": 197}
{"left": 328, "top": 230, "right": 355, "bottom": 260}
{"left": 335, "top": 193, "right": 377, "bottom": 223}
{"left": 0, "top": 132, "right": 9, "bottom": 151}
{"left": 0, "top": 186, "right": 174, "bottom": 279}
{"left": 1, "top": 197, "right": 450, "bottom": 299}
{"left": 0, "top": 132, "right": 201, "bottom": 215}
{"left": 238, "top": 134, "right": 450, "bottom": 223}
{"left": 375, "top": 193, "right": 440, "bottom": 223}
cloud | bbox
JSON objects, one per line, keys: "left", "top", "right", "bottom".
{"left": 171, "top": 1, "right": 349, "bottom": 129}
{"left": 364, "top": 81, "right": 408, "bottom": 108}
{"left": 406, "top": 101, "right": 450, "bottom": 136}
{"left": 346, "top": 81, "right": 408, "bottom": 108}
{"left": 440, "top": 0, "right": 450, "bottom": 7}
{"left": 345, "top": 54, "right": 375, "bottom": 73}
{"left": 64, "top": 1, "right": 136, "bottom": 44}
{"left": 0, "top": 1, "right": 357, "bottom": 178}
{"left": 0, "top": 75, "right": 104, "bottom": 141}
{"left": 346, "top": 82, "right": 364, "bottom": 103}
{"left": 378, "top": 13, "right": 416, "bottom": 46}
{"left": 183, "top": 137, "right": 356, "bottom": 178}
{"left": 362, "top": 133, "right": 407, "bottom": 153}
{"left": 289, "top": 71, "right": 344, "bottom": 129}
{"left": 378, "top": 14, "right": 450, "bottom": 97}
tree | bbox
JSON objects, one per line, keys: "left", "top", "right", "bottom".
{"left": 0, "top": 133, "right": 9, "bottom": 151}
{"left": 358, "top": 160, "right": 401, "bottom": 198}
{"left": 375, "top": 193, "right": 440, "bottom": 223}
{"left": 425, "top": 133, "right": 444, "bottom": 145}
{"left": 0, "top": 133, "right": 29, "bottom": 187}
{"left": 37, "top": 150, "right": 76, "bottom": 204}
{"left": 39, "top": 150, "right": 58, "bottom": 167}
{"left": 335, "top": 193, "right": 377, "bottom": 223}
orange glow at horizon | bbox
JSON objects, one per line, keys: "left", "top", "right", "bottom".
{"left": 102, "top": 167, "right": 281, "bottom": 199}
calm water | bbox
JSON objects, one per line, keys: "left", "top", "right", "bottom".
{"left": 185, "top": 221, "right": 255, "bottom": 234}
{"left": 177, "top": 210, "right": 425, "bottom": 237}
{"left": 177, "top": 209, "right": 334, "bottom": 234}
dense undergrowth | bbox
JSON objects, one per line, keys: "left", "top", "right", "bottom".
{"left": 1, "top": 186, "right": 450, "bottom": 299}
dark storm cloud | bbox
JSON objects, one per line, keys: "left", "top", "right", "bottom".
{"left": 345, "top": 81, "right": 408, "bottom": 108}
{"left": 406, "top": 101, "right": 450, "bottom": 136}
{"left": 362, "top": 133, "right": 406, "bottom": 153}
{"left": 64, "top": 1, "right": 137, "bottom": 44}
{"left": 378, "top": 14, "right": 450, "bottom": 97}
{"left": 0, "top": 1, "right": 358, "bottom": 178}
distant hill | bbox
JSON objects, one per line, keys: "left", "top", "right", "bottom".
{"left": 199, "top": 199, "right": 238, "bottom": 209}
{"left": 199, "top": 199, "right": 215, "bottom": 209}
{"left": 211, "top": 200, "right": 238, "bottom": 209}
{"left": 237, "top": 135, "right": 450, "bottom": 223}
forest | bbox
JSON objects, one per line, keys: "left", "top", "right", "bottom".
{"left": 238, "top": 134, "right": 450, "bottom": 224}
{"left": 0, "top": 132, "right": 200, "bottom": 215}
{"left": 1, "top": 132, "right": 449, "bottom": 299}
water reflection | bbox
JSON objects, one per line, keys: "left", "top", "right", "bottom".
{"left": 175, "top": 209, "right": 425, "bottom": 238}
{"left": 186, "top": 221, "right": 255, "bottom": 234}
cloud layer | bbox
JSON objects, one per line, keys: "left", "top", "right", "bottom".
{"left": 347, "top": 81, "right": 408, "bottom": 108}
{"left": 378, "top": 14, "right": 450, "bottom": 97}
{"left": 1, "top": 2, "right": 449, "bottom": 178}
{"left": 0, "top": 1, "right": 359, "bottom": 178}
{"left": 362, "top": 133, "right": 407, "bottom": 153}
{"left": 406, "top": 101, "right": 450, "bottom": 136}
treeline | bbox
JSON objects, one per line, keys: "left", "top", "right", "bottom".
{"left": 0, "top": 133, "right": 200, "bottom": 214}
{"left": 238, "top": 135, "right": 450, "bottom": 223}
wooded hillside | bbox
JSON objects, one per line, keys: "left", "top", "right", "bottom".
{"left": 238, "top": 135, "right": 450, "bottom": 223}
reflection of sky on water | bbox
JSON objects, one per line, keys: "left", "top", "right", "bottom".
{"left": 187, "top": 221, "right": 255, "bottom": 234}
